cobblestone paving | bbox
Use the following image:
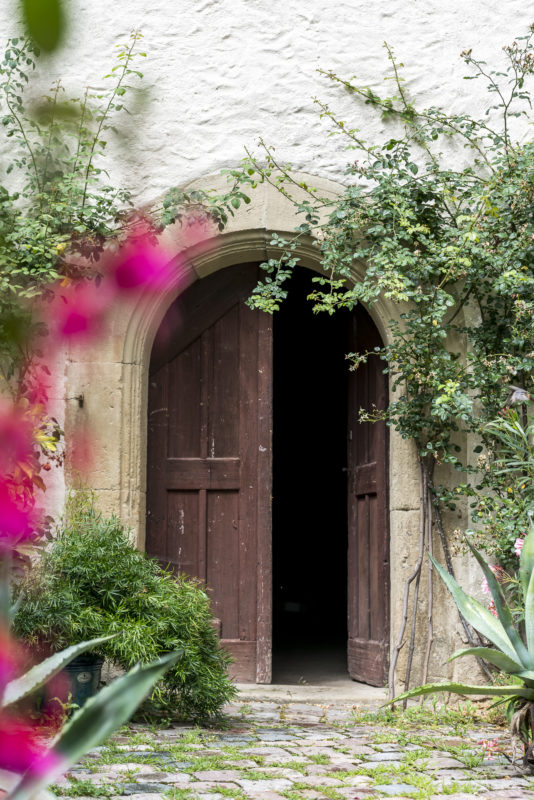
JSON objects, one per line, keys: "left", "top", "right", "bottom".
{"left": 52, "top": 699, "right": 534, "bottom": 800}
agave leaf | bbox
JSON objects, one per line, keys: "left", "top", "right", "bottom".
{"left": 6, "top": 650, "right": 182, "bottom": 800}
{"left": 519, "top": 518, "right": 534, "bottom": 600}
{"left": 3, "top": 636, "right": 116, "bottom": 709}
{"left": 385, "top": 681, "right": 534, "bottom": 707}
{"left": 465, "top": 541, "right": 532, "bottom": 668}
{"left": 525, "top": 566, "right": 534, "bottom": 655}
{"left": 430, "top": 556, "right": 518, "bottom": 662}
{"left": 447, "top": 646, "right": 523, "bottom": 674}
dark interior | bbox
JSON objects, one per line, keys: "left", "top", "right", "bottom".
{"left": 272, "top": 267, "right": 350, "bottom": 682}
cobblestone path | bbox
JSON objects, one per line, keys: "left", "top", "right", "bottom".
{"left": 54, "top": 698, "right": 534, "bottom": 800}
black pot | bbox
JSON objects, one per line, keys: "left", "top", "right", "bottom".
{"left": 63, "top": 653, "right": 104, "bottom": 709}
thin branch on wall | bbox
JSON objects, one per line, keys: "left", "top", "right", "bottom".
{"left": 422, "top": 483, "right": 434, "bottom": 689}
{"left": 432, "top": 491, "right": 494, "bottom": 683}
{"left": 403, "top": 463, "right": 427, "bottom": 708}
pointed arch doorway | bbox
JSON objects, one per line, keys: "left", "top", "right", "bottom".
{"left": 146, "top": 263, "right": 389, "bottom": 686}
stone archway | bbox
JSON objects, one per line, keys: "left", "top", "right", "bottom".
{"left": 64, "top": 171, "right": 421, "bottom": 687}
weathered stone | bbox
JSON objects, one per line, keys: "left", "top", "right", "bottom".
{"left": 297, "top": 775, "right": 345, "bottom": 787}
{"left": 235, "top": 778, "right": 294, "bottom": 792}
{"left": 367, "top": 750, "right": 404, "bottom": 761}
{"left": 425, "top": 756, "right": 465, "bottom": 769}
{"left": 113, "top": 783, "right": 169, "bottom": 795}
{"left": 374, "top": 783, "right": 418, "bottom": 795}
{"left": 193, "top": 770, "right": 245, "bottom": 781}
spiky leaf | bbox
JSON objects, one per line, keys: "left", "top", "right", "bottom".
{"left": 3, "top": 636, "right": 115, "bottom": 709}
{"left": 430, "top": 556, "right": 518, "bottom": 662}
{"left": 447, "top": 646, "right": 523, "bottom": 674}
{"left": 6, "top": 650, "right": 182, "bottom": 800}
{"left": 465, "top": 541, "right": 532, "bottom": 668}
{"left": 520, "top": 518, "right": 534, "bottom": 601}
{"left": 525, "top": 566, "right": 534, "bottom": 655}
{"left": 386, "top": 681, "right": 534, "bottom": 707}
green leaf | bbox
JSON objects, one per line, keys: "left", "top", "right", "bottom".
{"left": 465, "top": 540, "right": 532, "bottom": 668}
{"left": 21, "top": 0, "right": 66, "bottom": 52}
{"left": 385, "top": 681, "right": 534, "bottom": 707}
{"left": 525, "top": 555, "right": 534, "bottom": 654}
{"left": 430, "top": 556, "right": 518, "bottom": 662}
{"left": 2, "top": 636, "right": 116, "bottom": 709}
{"left": 520, "top": 517, "right": 534, "bottom": 600}
{"left": 7, "top": 650, "right": 182, "bottom": 800}
{"left": 447, "top": 646, "right": 523, "bottom": 674}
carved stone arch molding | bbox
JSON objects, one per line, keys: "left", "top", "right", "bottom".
{"left": 64, "top": 171, "right": 421, "bottom": 683}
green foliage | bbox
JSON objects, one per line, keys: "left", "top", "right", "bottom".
{"left": 232, "top": 31, "right": 534, "bottom": 674}
{"left": 0, "top": 35, "right": 248, "bottom": 390}
{"left": 237, "top": 29, "right": 534, "bottom": 478}
{"left": 13, "top": 496, "right": 236, "bottom": 720}
{"left": 465, "top": 409, "right": 534, "bottom": 573}
{"left": 21, "top": 0, "right": 66, "bottom": 53}
{"left": 391, "top": 519, "right": 534, "bottom": 755}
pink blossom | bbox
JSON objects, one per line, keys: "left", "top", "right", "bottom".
{"left": 0, "top": 629, "right": 18, "bottom": 693}
{"left": 479, "top": 738, "right": 500, "bottom": 756}
{"left": 111, "top": 233, "right": 173, "bottom": 291}
{"left": 481, "top": 565, "right": 501, "bottom": 596}
{"left": 489, "top": 601, "right": 498, "bottom": 618}
{"left": 0, "top": 480, "right": 35, "bottom": 551}
{"left": 45, "top": 279, "right": 112, "bottom": 343}
{"left": 0, "top": 402, "right": 33, "bottom": 475}
{"left": 514, "top": 537, "right": 525, "bottom": 557}
{"left": 0, "top": 714, "right": 62, "bottom": 776}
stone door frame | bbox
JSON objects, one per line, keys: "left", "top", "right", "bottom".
{"left": 64, "top": 171, "right": 421, "bottom": 686}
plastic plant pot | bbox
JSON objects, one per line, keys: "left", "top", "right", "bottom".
{"left": 63, "top": 653, "right": 104, "bottom": 708}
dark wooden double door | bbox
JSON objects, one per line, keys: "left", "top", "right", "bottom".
{"left": 146, "top": 264, "right": 389, "bottom": 685}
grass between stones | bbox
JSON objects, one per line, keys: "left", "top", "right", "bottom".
{"left": 47, "top": 699, "right": 525, "bottom": 800}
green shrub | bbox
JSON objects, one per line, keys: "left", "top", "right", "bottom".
{"left": 14, "top": 496, "right": 236, "bottom": 721}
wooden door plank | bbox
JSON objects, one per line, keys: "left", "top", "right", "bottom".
{"left": 256, "top": 308, "right": 273, "bottom": 683}
{"left": 146, "top": 264, "right": 273, "bottom": 684}
{"left": 347, "top": 307, "right": 389, "bottom": 686}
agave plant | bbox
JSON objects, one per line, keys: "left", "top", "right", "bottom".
{"left": 0, "top": 633, "right": 182, "bottom": 800}
{"left": 391, "top": 518, "right": 534, "bottom": 769}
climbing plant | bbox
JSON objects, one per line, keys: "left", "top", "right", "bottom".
{"left": 0, "top": 33, "right": 248, "bottom": 389}
{"left": 230, "top": 29, "right": 534, "bottom": 696}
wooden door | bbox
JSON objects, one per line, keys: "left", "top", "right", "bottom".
{"left": 146, "top": 264, "right": 272, "bottom": 683}
{"left": 347, "top": 307, "right": 389, "bottom": 686}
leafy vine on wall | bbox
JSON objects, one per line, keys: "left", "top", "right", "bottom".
{"left": 229, "top": 29, "right": 534, "bottom": 697}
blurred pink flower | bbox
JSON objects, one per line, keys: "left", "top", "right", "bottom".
{"left": 479, "top": 737, "right": 500, "bottom": 756}
{"left": 489, "top": 600, "right": 498, "bottom": 617}
{"left": 0, "top": 629, "right": 18, "bottom": 693}
{"left": 481, "top": 564, "right": 502, "bottom": 596}
{"left": 46, "top": 279, "right": 112, "bottom": 343}
{"left": 0, "top": 480, "right": 34, "bottom": 551}
{"left": 111, "top": 233, "right": 173, "bottom": 291}
{"left": 0, "top": 402, "right": 33, "bottom": 475}
{"left": 0, "top": 714, "right": 61, "bottom": 776}
{"left": 514, "top": 537, "right": 525, "bottom": 557}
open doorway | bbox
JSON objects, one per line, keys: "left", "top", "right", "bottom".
{"left": 272, "top": 267, "right": 350, "bottom": 683}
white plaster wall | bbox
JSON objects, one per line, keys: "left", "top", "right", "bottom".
{"left": 0, "top": 0, "right": 531, "bottom": 204}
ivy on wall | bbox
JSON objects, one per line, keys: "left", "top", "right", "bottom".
{"left": 230, "top": 30, "right": 534, "bottom": 696}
